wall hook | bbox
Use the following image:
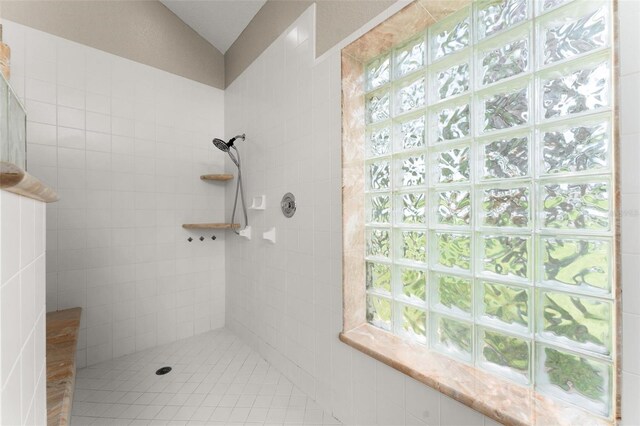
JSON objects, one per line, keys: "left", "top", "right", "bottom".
{"left": 263, "top": 227, "right": 276, "bottom": 244}
{"left": 211, "top": 235, "right": 217, "bottom": 240}
{"left": 239, "top": 226, "right": 252, "bottom": 240}
{"left": 199, "top": 236, "right": 205, "bottom": 241}
{"left": 187, "top": 237, "right": 193, "bottom": 242}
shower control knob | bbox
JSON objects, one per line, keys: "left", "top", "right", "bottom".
{"left": 187, "top": 237, "right": 193, "bottom": 242}
{"left": 199, "top": 236, "right": 205, "bottom": 241}
{"left": 211, "top": 235, "right": 217, "bottom": 240}
{"left": 281, "top": 193, "right": 296, "bottom": 218}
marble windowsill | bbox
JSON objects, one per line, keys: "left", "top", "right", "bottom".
{"left": 0, "top": 161, "right": 58, "bottom": 203}
{"left": 47, "top": 308, "right": 82, "bottom": 426}
{"left": 340, "top": 324, "right": 610, "bottom": 426}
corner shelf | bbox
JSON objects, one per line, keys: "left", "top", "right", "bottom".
{"left": 200, "top": 174, "right": 233, "bottom": 181}
{"left": 182, "top": 223, "right": 240, "bottom": 230}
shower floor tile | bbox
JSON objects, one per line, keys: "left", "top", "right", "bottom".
{"left": 70, "top": 329, "right": 340, "bottom": 425}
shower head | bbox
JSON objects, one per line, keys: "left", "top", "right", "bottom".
{"left": 211, "top": 134, "right": 245, "bottom": 152}
{"left": 212, "top": 138, "right": 230, "bottom": 152}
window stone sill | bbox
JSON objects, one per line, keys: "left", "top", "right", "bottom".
{"left": 339, "top": 324, "right": 612, "bottom": 426}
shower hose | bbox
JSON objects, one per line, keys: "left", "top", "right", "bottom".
{"left": 227, "top": 146, "right": 248, "bottom": 235}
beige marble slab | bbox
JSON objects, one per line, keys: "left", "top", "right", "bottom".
{"left": 0, "top": 161, "right": 58, "bottom": 203}
{"left": 47, "top": 308, "right": 82, "bottom": 426}
{"left": 200, "top": 173, "right": 234, "bottom": 181}
{"left": 341, "top": 325, "right": 611, "bottom": 426}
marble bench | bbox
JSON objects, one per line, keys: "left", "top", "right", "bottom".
{"left": 46, "top": 308, "right": 82, "bottom": 426}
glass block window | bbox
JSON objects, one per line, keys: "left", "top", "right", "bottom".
{"left": 363, "top": 0, "right": 615, "bottom": 417}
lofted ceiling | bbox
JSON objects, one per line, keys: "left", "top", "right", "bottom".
{"left": 161, "top": 0, "right": 267, "bottom": 53}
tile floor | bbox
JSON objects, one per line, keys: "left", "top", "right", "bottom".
{"left": 70, "top": 329, "right": 340, "bottom": 425}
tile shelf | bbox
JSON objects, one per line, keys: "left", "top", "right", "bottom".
{"left": 182, "top": 223, "right": 241, "bottom": 229}
{"left": 200, "top": 174, "right": 233, "bottom": 181}
{"left": 184, "top": 174, "right": 235, "bottom": 229}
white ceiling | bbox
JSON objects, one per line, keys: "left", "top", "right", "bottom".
{"left": 161, "top": 0, "right": 267, "bottom": 53}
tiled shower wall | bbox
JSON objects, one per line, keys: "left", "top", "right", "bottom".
{"left": 225, "top": 2, "right": 640, "bottom": 425}
{"left": 0, "top": 192, "right": 47, "bottom": 425}
{"left": 3, "top": 21, "right": 227, "bottom": 367}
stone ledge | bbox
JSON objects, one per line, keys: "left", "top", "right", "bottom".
{"left": 340, "top": 324, "right": 611, "bottom": 426}
{"left": 0, "top": 161, "right": 58, "bottom": 203}
{"left": 47, "top": 308, "right": 82, "bottom": 426}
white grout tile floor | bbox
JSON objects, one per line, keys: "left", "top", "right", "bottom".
{"left": 70, "top": 329, "right": 340, "bottom": 425}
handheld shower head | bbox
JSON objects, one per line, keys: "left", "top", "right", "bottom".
{"left": 210, "top": 133, "right": 249, "bottom": 235}
{"left": 211, "top": 134, "right": 245, "bottom": 152}
{"left": 212, "top": 138, "right": 230, "bottom": 152}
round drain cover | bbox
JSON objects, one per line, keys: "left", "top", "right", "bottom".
{"left": 155, "top": 366, "right": 172, "bottom": 375}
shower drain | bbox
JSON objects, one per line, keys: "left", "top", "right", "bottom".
{"left": 155, "top": 366, "right": 172, "bottom": 375}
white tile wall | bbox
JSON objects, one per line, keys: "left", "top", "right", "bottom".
{"left": 225, "top": 2, "right": 640, "bottom": 425}
{"left": 3, "top": 20, "right": 228, "bottom": 367}
{"left": 0, "top": 191, "right": 47, "bottom": 425}
{"left": 619, "top": 1, "right": 640, "bottom": 424}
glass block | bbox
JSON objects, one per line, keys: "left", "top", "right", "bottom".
{"left": 367, "top": 160, "right": 391, "bottom": 191}
{"left": 399, "top": 303, "right": 427, "bottom": 343}
{"left": 434, "top": 62, "right": 470, "bottom": 101}
{"left": 541, "top": 237, "right": 611, "bottom": 295}
{"left": 398, "top": 230, "right": 427, "bottom": 264}
{"left": 432, "top": 274, "right": 472, "bottom": 316}
{"left": 539, "top": 291, "right": 612, "bottom": 355}
{"left": 367, "top": 295, "right": 392, "bottom": 331}
{"left": 396, "top": 192, "right": 426, "bottom": 225}
{"left": 433, "top": 102, "right": 470, "bottom": 142}
{"left": 432, "top": 314, "right": 473, "bottom": 362}
{"left": 396, "top": 154, "right": 426, "bottom": 188}
{"left": 480, "top": 186, "right": 530, "bottom": 228}
{"left": 478, "top": 328, "right": 531, "bottom": 384}
{"left": 434, "top": 232, "right": 471, "bottom": 271}
{"left": 480, "top": 234, "right": 530, "bottom": 280}
{"left": 400, "top": 266, "right": 427, "bottom": 302}
{"left": 366, "top": 194, "right": 391, "bottom": 224}
{"left": 366, "top": 262, "right": 391, "bottom": 294}
{"left": 541, "top": 59, "right": 610, "bottom": 120}
{"left": 7, "top": 91, "right": 26, "bottom": 170}
{"left": 430, "top": 10, "right": 470, "bottom": 61}
{"left": 540, "top": 2, "right": 608, "bottom": 66}
{"left": 536, "top": 345, "right": 612, "bottom": 416}
{"left": 396, "top": 115, "right": 425, "bottom": 151}
{"left": 479, "top": 29, "right": 530, "bottom": 86}
{"left": 367, "top": 126, "right": 391, "bottom": 158}
{"left": 434, "top": 145, "right": 470, "bottom": 183}
{"left": 481, "top": 81, "right": 530, "bottom": 133}
{"left": 396, "top": 76, "right": 426, "bottom": 114}
{"left": 480, "top": 281, "right": 530, "bottom": 331}
{"left": 436, "top": 190, "right": 471, "bottom": 226}
{"left": 395, "top": 37, "right": 426, "bottom": 78}
{"left": 366, "top": 89, "right": 390, "bottom": 124}
{"left": 542, "top": 180, "right": 610, "bottom": 231}
{"left": 541, "top": 118, "right": 609, "bottom": 175}
{"left": 477, "top": 0, "right": 528, "bottom": 40}
{"left": 366, "top": 55, "right": 391, "bottom": 91}
{"left": 366, "top": 228, "right": 391, "bottom": 259}
{"left": 481, "top": 134, "right": 530, "bottom": 179}
{"left": 539, "top": 0, "right": 571, "bottom": 13}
